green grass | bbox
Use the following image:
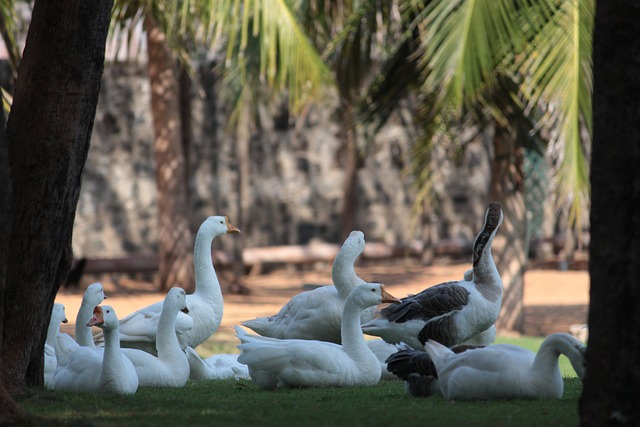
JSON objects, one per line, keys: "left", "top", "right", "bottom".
{"left": 17, "top": 336, "right": 583, "bottom": 427}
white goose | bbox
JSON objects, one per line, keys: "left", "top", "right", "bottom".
{"left": 236, "top": 283, "right": 401, "bottom": 389}
{"left": 53, "top": 305, "right": 138, "bottom": 395}
{"left": 44, "top": 303, "right": 68, "bottom": 389}
{"left": 408, "top": 333, "right": 587, "bottom": 399}
{"left": 242, "top": 230, "right": 371, "bottom": 343}
{"left": 362, "top": 202, "right": 503, "bottom": 350}
{"left": 119, "top": 287, "right": 191, "bottom": 387}
{"left": 54, "top": 282, "right": 107, "bottom": 358}
{"left": 186, "top": 347, "right": 250, "bottom": 380}
{"left": 110, "top": 216, "right": 240, "bottom": 354}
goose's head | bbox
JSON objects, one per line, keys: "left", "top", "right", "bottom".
{"left": 83, "top": 282, "right": 107, "bottom": 307}
{"left": 164, "top": 287, "right": 189, "bottom": 314}
{"left": 348, "top": 283, "right": 401, "bottom": 309}
{"left": 86, "top": 305, "right": 118, "bottom": 331}
{"left": 51, "top": 303, "right": 68, "bottom": 325}
{"left": 485, "top": 202, "right": 504, "bottom": 233}
{"left": 568, "top": 340, "right": 588, "bottom": 381}
{"left": 201, "top": 216, "right": 241, "bottom": 237}
{"left": 340, "top": 231, "right": 366, "bottom": 257}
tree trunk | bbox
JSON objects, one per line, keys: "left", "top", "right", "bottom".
{"left": 231, "top": 102, "right": 250, "bottom": 292}
{"left": 1, "top": 0, "right": 113, "bottom": 395}
{"left": 339, "top": 99, "right": 360, "bottom": 240}
{"left": 491, "top": 120, "right": 526, "bottom": 334}
{"left": 0, "top": 94, "right": 25, "bottom": 426}
{"left": 145, "top": 13, "right": 194, "bottom": 293}
{"left": 579, "top": 1, "right": 640, "bottom": 425}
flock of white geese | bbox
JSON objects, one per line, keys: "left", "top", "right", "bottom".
{"left": 46, "top": 204, "right": 587, "bottom": 399}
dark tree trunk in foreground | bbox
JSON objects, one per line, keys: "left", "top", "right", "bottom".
{"left": 0, "top": 105, "right": 25, "bottom": 426}
{"left": 579, "top": 1, "right": 640, "bottom": 425}
{"left": 1, "top": 0, "right": 113, "bottom": 394}
{"left": 145, "top": 13, "right": 194, "bottom": 293}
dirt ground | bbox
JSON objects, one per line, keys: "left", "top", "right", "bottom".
{"left": 54, "top": 259, "right": 589, "bottom": 344}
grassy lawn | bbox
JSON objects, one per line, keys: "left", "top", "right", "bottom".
{"left": 18, "top": 336, "right": 583, "bottom": 427}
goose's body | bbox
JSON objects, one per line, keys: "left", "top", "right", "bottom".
{"left": 413, "top": 333, "right": 587, "bottom": 399}
{"left": 186, "top": 347, "right": 249, "bottom": 380}
{"left": 242, "top": 231, "right": 373, "bottom": 344}
{"left": 362, "top": 203, "right": 503, "bottom": 350}
{"left": 44, "top": 303, "right": 68, "bottom": 389}
{"left": 53, "top": 306, "right": 138, "bottom": 395}
{"left": 236, "top": 283, "right": 401, "bottom": 389}
{"left": 119, "top": 288, "right": 191, "bottom": 387}
{"left": 105, "top": 216, "right": 240, "bottom": 354}
{"left": 385, "top": 342, "right": 486, "bottom": 397}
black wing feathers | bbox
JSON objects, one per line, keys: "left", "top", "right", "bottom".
{"left": 380, "top": 281, "right": 470, "bottom": 323}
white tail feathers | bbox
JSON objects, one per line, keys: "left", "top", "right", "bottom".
{"left": 423, "top": 339, "right": 454, "bottom": 364}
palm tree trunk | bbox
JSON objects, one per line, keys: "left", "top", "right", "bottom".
{"left": 491, "top": 119, "right": 526, "bottom": 334}
{"left": 145, "top": 13, "right": 194, "bottom": 292}
{"left": 231, "top": 102, "right": 250, "bottom": 293}
{"left": 339, "top": 98, "right": 360, "bottom": 240}
{"left": 1, "top": 0, "right": 112, "bottom": 394}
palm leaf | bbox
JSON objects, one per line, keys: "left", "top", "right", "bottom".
{"left": 410, "top": 0, "right": 522, "bottom": 117}
{"left": 211, "top": 0, "right": 335, "bottom": 117}
{"left": 0, "top": 0, "right": 21, "bottom": 74}
{"left": 519, "top": 0, "right": 593, "bottom": 226}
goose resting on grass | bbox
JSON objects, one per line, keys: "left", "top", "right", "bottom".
{"left": 242, "top": 230, "right": 374, "bottom": 343}
{"left": 361, "top": 202, "right": 504, "bottom": 350}
{"left": 118, "top": 287, "right": 192, "bottom": 387}
{"left": 53, "top": 305, "right": 138, "bottom": 395}
{"left": 99, "top": 216, "right": 240, "bottom": 354}
{"left": 387, "top": 333, "right": 586, "bottom": 399}
{"left": 236, "top": 283, "right": 401, "bottom": 389}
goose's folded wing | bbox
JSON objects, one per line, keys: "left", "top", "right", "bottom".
{"left": 118, "top": 305, "right": 193, "bottom": 341}
{"left": 380, "top": 282, "right": 470, "bottom": 323}
{"left": 385, "top": 349, "right": 437, "bottom": 380}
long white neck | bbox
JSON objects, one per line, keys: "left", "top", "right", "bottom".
{"left": 340, "top": 299, "right": 375, "bottom": 365}
{"left": 76, "top": 301, "right": 96, "bottom": 348}
{"left": 532, "top": 334, "right": 582, "bottom": 379}
{"left": 101, "top": 326, "right": 126, "bottom": 379}
{"left": 45, "top": 317, "right": 61, "bottom": 348}
{"left": 193, "top": 225, "right": 223, "bottom": 325}
{"left": 532, "top": 350, "right": 561, "bottom": 382}
{"left": 332, "top": 251, "right": 365, "bottom": 298}
{"left": 156, "top": 305, "right": 183, "bottom": 363}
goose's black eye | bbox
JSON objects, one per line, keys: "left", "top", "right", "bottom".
{"left": 371, "top": 288, "right": 376, "bottom": 292}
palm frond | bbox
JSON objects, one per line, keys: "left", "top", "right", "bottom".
{"left": 410, "top": 0, "right": 523, "bottom": 117}
{"left": 519, "top": 0, "right": 593, "bottom": 226}
{"left": 211, "top": 0, "right": 335, "bottom": 116}
{"left": 0, "top": 0, "right": 23, "bottom": 75}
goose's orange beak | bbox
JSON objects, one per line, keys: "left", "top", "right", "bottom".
{"left": 86, "top": 306, "right": 104, "bottom": 327}
{"left": 380, "top": 285, "right": 401, "bottom": 304}
{"left": 225, "top": 217, "right": 241, "bottom": 234}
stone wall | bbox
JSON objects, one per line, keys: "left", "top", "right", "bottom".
{"left": 71, "top": 63, "right": 494, "bottom": 258}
